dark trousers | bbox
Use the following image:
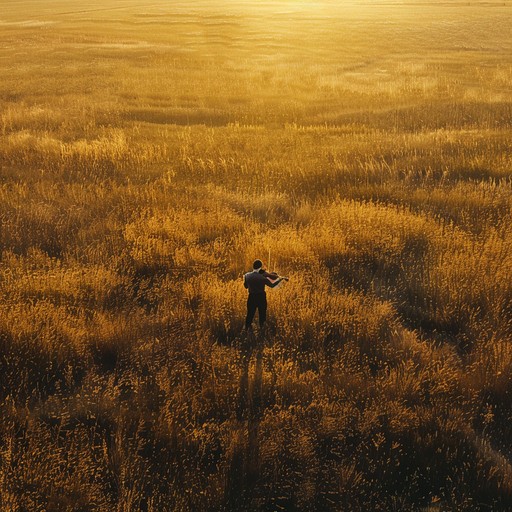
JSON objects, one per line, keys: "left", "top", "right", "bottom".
{"left": 245, "top": 292, "right": 267, "bottom": 329}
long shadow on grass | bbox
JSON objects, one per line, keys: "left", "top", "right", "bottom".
{"left": 228, "top": 328, "right": 265, "bottom": 509}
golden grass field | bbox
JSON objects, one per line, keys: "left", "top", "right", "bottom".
{"left": 1, "top": 0, "right": 512, "bottom": 510}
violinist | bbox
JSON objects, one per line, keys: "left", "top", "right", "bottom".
{"left": 243, "top": 259, "right": 288, "bottom": 331}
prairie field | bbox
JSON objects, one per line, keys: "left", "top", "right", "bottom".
{"left": 1, "top": 0, "right": 512, "bottom": 510}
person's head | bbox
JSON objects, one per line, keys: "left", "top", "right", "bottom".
{"left": 253, "top": 259, "right": 263, "bottom": 270}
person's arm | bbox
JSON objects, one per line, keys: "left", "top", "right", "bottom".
{"left": 243, "top": 274, "right": 248, "bottom": 289}
{"left": 261, "top": 270, "right": 280, "bottom": 284}
{"left": 265, "top": 276, "right": 288, "bottom": 288}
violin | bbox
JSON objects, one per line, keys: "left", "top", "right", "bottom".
{"left": 259, "top": 268, "right": 289, "bottom": 281}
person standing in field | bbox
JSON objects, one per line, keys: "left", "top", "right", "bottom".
{"left": 243, "top": 259, "right": 288, "bottom": 331}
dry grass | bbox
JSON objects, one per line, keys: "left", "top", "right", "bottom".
{"left": 1, "top": 0, "right": 512, "bottom": 510}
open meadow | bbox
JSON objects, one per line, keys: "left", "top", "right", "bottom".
{"left": 1, "top": 0, "right": 512, "bottom": 510}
